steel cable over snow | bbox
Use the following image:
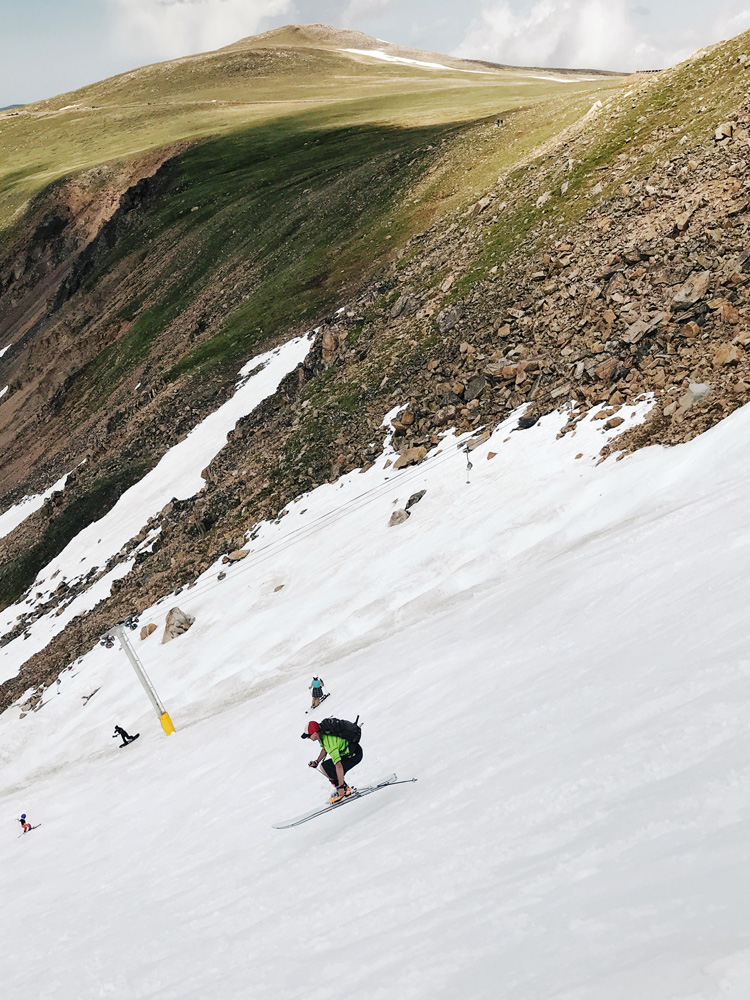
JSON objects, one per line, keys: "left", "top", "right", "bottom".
{"left": 169, "top": 435, "right": 476, "bottom": 613}
{"left": 170, "top": 380, "right": 614, "bottom": 614}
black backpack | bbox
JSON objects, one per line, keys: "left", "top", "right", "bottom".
{"left": 319, "top": 716, "right": 362, "bottom": 745}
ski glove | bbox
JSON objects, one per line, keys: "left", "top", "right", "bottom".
{"left": 308, "top": 760, "right": 319, "bottom": 768}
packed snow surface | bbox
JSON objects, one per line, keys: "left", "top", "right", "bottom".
{"left": 3, "top": 373, "right": 750, "bottom": 999}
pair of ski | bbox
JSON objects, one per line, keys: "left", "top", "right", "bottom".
{"left": 18, "top": 824, "right": 41, "bottom": 838}
{"left": 273, "top": 773, "right": 417, "bottom": 829}
{"left": 305, "top": 692, "right": 330, "bottom": 714}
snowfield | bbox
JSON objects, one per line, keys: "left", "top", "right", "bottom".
{"left": 2, "top": 335, "right": 750, "bottom": 999}
{"left": 0, "top": 469, "right": 68, "bottom": 542}
{"left": 343, "top": 48, "right": 458, "bottom": 70}
{"left": 0, "top": 335, "right": 312, "bottom": 685}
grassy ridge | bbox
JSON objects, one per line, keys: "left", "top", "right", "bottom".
{"left": 62, "top": 114, "right": 459, "bottom": 409}
{"left": 453, "top": 31, "right": 750, "bottom": 289}
{"left": 63, "top": 80, "right": 620, "bottom": 410}
{"left": 0, "top": 38, "right": 627, "bottom": 608}
{"left": 0, "top": 38, "right": 622, "bottom": 229}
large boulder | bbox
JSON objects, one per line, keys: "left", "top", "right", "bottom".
{"left": 464, "top": 376, "right": 487, "bottom": 402}
{"left": 388, "top": 509, "right": 410, "bottom": 527}
{"left": 393, "top": 446, "right": 427, "bottom": 470}
{"left": 162, "top": 607, "right": 195, "bottom": 644}
{"left": 673, "top": 271, "right": 711, "bottom": 309}
{"left": 390, "top": 294, "right": 418, "bottom": 319}
{"left": 405, "top": 490, "right": 426, "bottom": 510}
{"left": 713, "top": 344, "right": 742, "bottom": 366}
{"left": 715, "top": 121, "right": 735, "bottom": 142}
{"left": 437, "top": 305, "right": 464, "bottom": 333}
{"left": 223, "top": 549, "right": 249, "bottom": 563}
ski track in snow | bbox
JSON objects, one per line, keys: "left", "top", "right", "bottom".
{"left": 3, "top": 368, "right": 750, "bottom": 999}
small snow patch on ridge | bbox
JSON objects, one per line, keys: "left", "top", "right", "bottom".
{"left": 0, "top": 470, "right": 69, "bottom": 542}
{"left": 342, "top": 48, "right": 451, "bottom": 70}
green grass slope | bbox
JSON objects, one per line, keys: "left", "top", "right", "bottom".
{"left": 0, "top": 26, "right": 623, "bottom": 229}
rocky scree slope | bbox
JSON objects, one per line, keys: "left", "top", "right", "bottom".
{"left": 0, "top": 109, "right": 494, "bottom": 615}
{"left": 3, "top": 32, "right": 750, "bottom": 713}
{"left": 0, "top": 27, "right": 617, "bottom": 613}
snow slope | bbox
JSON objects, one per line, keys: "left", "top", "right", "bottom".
{"left": 2, "top": 384, "right": 750, "bottom": 1000}
{"left": 0, "top": 334, "right": 312, "bottom": 684}
{"left": 0, "top": 469, "right": 68, "bottom": 541}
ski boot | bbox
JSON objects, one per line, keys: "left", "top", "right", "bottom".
{"left": 329, "top": 784, "right": 352, "bottom": 804}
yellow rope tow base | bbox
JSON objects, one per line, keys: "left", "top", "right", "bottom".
{"left": 160, "top": 712, "right": 176, "bottom": 735}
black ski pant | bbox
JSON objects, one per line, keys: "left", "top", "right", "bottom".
{"left": 321, "top": 745, "right": 363, "bottom": 785}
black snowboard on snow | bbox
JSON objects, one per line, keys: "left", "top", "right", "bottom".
{"left": 119, "top": 734, "right": 140, "bottom": 748}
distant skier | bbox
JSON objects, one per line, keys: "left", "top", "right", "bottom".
{"left": 309, "top": 676, "right": 326, "bottom": 709}
{"left": 18, "top": 814, "right": 32, "bottom": 833}
{"left": 302, "top": 719, "right": 363, "bottom": 803}
{"left": 113, "top": 725, "right": 138, "bottom": 746}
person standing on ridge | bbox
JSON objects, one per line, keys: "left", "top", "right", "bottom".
{"left": 302, "top": 720, "right": 363, "bottom": 803}
{"left": 18, "top": 814, "right": 32, "bottom": 833}
{"left": 309, "top": 676, "right": 325, "bottom": 709}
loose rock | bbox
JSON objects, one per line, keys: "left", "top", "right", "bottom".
{"left": 162, "top": 606, "right": 196, "bottom": 644}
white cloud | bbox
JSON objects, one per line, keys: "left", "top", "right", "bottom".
{"left": 712, "top": 5, "right": 750, "bottom": 39}
{"left": 453, "top": 0, "right": 688, "bottom": 71}
{"left": 108, "top": 0, "right": 292, "bottom": 62}
{"left": 342, "top": 0, "right": 393, "bottom": 25}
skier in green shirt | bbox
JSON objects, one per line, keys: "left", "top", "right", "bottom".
{"left": 302, "top": 719, "right": 363, "bottom": 803}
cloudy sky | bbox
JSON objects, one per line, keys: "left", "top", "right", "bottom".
{"left": 3, "top": 0, "right": 750, "bottom": 105}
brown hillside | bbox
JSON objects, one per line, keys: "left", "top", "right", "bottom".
{"left": 3, "top": 28, "right": 750, "bottom": 714}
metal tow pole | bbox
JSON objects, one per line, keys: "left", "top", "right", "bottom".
{"left": 101, "top": 617, "right": 176, "bottom": 735}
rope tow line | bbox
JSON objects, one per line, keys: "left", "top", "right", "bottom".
{"left": 170, "top": 432, "right": 482, "bottom": 613}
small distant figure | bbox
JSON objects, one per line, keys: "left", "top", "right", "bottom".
{"left": 309, "top": 676, "right": 326, "bottom": 709}
{"left": 19, "top": 813, "right": 32, "bottom": 833}
{"left": 496, "top": 118, "right": 504, "bottom": 127}
{"left": 113, "top": 725, "right": 138, "bottom": 747}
